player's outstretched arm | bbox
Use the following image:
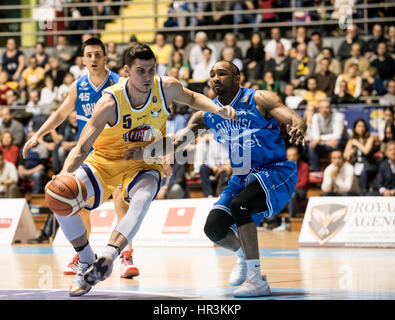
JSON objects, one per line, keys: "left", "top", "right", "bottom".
{"left": 22, "top": 81, "right": 78, "bottom": 159}
{"left": 255, "top": 90, "right": 307, "bottom": 145}
{"left": 162, "top": 76, "right": 237, "bottom": 120}
{"left": 61, "top": 93, "right": 116, "bottom": 173}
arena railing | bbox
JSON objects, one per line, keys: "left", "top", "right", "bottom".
{"left": 0, "top": 0, "right": 394, "bottom": 42}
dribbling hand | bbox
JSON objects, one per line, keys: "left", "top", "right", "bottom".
{"left": 22, "top": 135, "right": 39, "bottom": 159}
{"left": 216, "top": 105, "right": 238, "bottom": 120}
{"left": 286, "top": 124, "right": 306, "bottom": 146}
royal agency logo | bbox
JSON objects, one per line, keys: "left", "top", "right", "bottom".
{"left": 308, "top": 203, "right": 350, "bottom": 245}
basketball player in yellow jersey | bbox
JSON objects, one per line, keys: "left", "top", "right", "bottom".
{"left": 51, "top": 43, "right": 237, "bottom": 297}
{"left": 22, "top": 37, "right": 139, "bottom": 279}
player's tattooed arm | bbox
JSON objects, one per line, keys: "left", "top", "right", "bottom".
{"left": 255, "top": 90, "right": 307, "bottom": 145}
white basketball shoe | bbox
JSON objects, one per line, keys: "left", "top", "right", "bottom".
{"left": 69, "top": 261, "right": 92, "bottom": 297}
{"left": 228, "top": 259, "right": 248, "bottom": 286}
{"left": 84, "top": 256, "right": 114, "bottom": 286}
{"left": 233, "top": 273, "right": 271, "bottom": 298}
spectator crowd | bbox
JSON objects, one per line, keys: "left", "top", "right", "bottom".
{"left": 0, "top": 22, "right": 395, "bottom": 233}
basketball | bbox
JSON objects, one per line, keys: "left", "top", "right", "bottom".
{"left": 45, "top": 174, "right": 87, "bottom": 216}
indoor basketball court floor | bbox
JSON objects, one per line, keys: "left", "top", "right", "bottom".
{"left": 0, "top": 230, "right": 394, "bottom": 300}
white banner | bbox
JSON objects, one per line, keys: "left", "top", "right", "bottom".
{"left": 0, "top": 199, "right": 36, "bottom": 245}
{"left": 298, "top": 197, "right": 395, "bottom": 248}
{"left": 53, "top": 198, "right": 217, "bottom": 247}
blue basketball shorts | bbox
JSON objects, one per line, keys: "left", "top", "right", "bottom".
{"left": 212, "top": 160, "right": 298, "bottom": 227}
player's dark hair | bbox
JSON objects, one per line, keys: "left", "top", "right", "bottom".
{"left": 220, "top": 60, "right": 240, "bottom": 76}
{"left": 125, "top": 43, "right": 156, "bottom": 66}
{"left": 82, "top": 37, "right": 106, "bottom": 56}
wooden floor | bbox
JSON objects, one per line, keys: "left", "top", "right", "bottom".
{"left": 0, "top": 229, "right": 394, "bottom": 300}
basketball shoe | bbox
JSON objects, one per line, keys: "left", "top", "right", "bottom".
{"left": 228, "top": 259, "right": 247, "bottom": 286}
{"left": 120, "top": 249, "right": 140, "bottom": 279}
{"left": 63, "top": 254, "right": 79, "bottom": 275}
{"left": 84, "top": 256, "right": 114, "bottom": 286}
{"left": 233, "top": 274, "right": 271, "bottom": 297}
{"left": 69, "top": 261, "right": 92, "bottom": 297}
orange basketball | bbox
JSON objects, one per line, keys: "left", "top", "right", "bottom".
{"left": 45, "top": 174, "right": 87, "bottom": 216}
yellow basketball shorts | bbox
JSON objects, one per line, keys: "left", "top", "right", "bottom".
{"left": 74, "top": 151, "right": 163, "bottom": 210}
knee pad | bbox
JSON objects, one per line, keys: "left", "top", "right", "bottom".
{"left": 230, "top": 197, "right": 253, "bottom": 228}
{"left": 204, "top": 209, "right": 234, "bottom": 242}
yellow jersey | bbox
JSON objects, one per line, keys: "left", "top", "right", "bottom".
{"left": 93, "top": 76, "right": 171, "bottom": 160}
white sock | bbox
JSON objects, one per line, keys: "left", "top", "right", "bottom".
{"left": 235, "top": 247, "right": 246, "bottom": 263}
{"left": 246, "top": 259, "right": 261, "bottom": 276}
{"left": 101, "top": 245, "right": 120, "bottom": 261}
{"left": 77, "top": 242, "right": 95, "bottom": 265}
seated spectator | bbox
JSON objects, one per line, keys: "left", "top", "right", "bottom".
{"left": 167, "top": 51, "right": 190, "bottom": 87}
{"left": 303, "top": 76, "right": 327, "bottom": 108}
{"left": 263, "top": 41, "right": 291, "bottom": 88}
{"left": 58, "top": 111, "right": 78, "bottom": 167}
{"left": 343, "top": 119, "right": 380, "bottom": 195}
{"left": 45, "top": 57, "right": 66, "bottom": 87}
{"left": 368, "top": 141, "right": 395, "bottom": 196}
{"left": 150, "top": 32, "right": 172, "bottom": 76}
{"left": 282, "top": 83, "right": 304, "bottom": 109}
{"left": 0, "top": 149, "right": 21, "bottom": 198}
{"left": 222, "top": 47, "right": 243, "bottom": 72}
{"left": 57, "top": 72, "right": 75, "bottom": 103}
{"left": 31, "top": 42, "right": 50, "bottom": 72}
{"left": 336, "top": 24, "right": 367, "bottom": 63}
{"left": 359, "top": 83, "right": 377, "bottom": 105}
{"left": 69, "top": 56, "right": 88, "bottom": 80}
{"left": 274, "top": 145, "right": 309, "bottom": 231}
{"left": 379, "top": 79, "right": 395, "bottom": 106}
{"left": 169, "top": 33, "right": 190, "bottom": 65}
{"left": 157, "top": 160, "right": 190, "bottom": 199}
{"left": 0, "top": 71, "right": 11, "bottom": 106}
{"left": 39, "top": 76, "right": 57, "bottom": 106}
{"left": 321, "top": 149, "right": 360, "bottom": 196}
{"left": 378, "top": 107, "right": 395, "bottom": 142}
{"left": 292, "top": 26, "right": 309, "bottom": 49}
{"left": 243, "top": 32, "right": 265, "bottom": 82}
{"left": 290, "top": 43, "right": 314, "bottom": 89}
{"left": 16, "top": 78, "right": 28, "bottom": 105}
{"left": 18, "top": 130, "right": 48, "bottom": 194}
{"left": 0, "top": 107, "right": 25, "bottom": 148}
{"left": 314, "top": 47, "right": 341, "bottom": 76}
{"left": 0, "top": 131, "right": 19, "bottom": 166}
{"left": 334, "top": 63, "right": 362, "bottom": 98}
{"left": 314, "top": 57, "right": 337, "bottom": 96}
{"left": 260, "top": 71, "right": 281, "bottom": 95}
{"left": 371, "top": 41, "right": 395, "bottom": 81}
{"left": 366, "top": 23, "right": 386, "bottom": 58}
{"left": 331, "top": 79, "right": 359, "bottom": 104}
{"left": 193, "top": 132, "right": 232, "bottom": 197}
{"left": 220, "top": 33, "right": 243, "bottom": 60}
{"left": 343, "top": 42, "right": 370, "bottom": 76}
{"left": 22, "top": 56, "right": 45, "bottom": 90}
{"left": 308, "top": 99, "right": 347, "bottom": 172}
{"left": 106, "top": 42, "right": 121, "bottom": 72}
{"left": 265, "top": 27, "right": 291, "bottom": 60}
{"left": 380, "top": 122, "right": 395, "bottom": 155}
{"left": 211, "top": 0, "right": 233, "bottom": 37}
{"left": 303, "top": 104, "right": 316, "bottom": 144}
{"left": 4, "top": 90, "right": 20, "bottom": 107}
{"left": 189, "top": 32, "right": 217, "bottom": 74}
{"left": 361, "top": 66, "right": 386, "bottom": 96}
{"left": 26, "top": 89, "right": 41, "bottom": 116}
{"left": 191, "top": 47, "right": 214, "bottom": 82}
{"left": 307, "top": 31, "right": 331, "bottom": 61}
{"left": 1, "top": 37, "right": 25, "bottom": 81}
{"left": 387, "top": 25, "right": 395, "bottom": 59}
{"left": 53, "top": 35, "right": 74, "bottom": 72}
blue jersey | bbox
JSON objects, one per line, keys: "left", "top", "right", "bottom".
{"left": 204, "top": 88, "right": 287, "bottom": 174}
{"left": 75, "top": 70, "right": 120, "bottom": 136}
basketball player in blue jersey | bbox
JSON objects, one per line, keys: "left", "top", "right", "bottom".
{"left": 22, "top": 37, "right": 140, "bottom": 280}
{"left": 169, "top": 60, "right": 306, "bottom": 297}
